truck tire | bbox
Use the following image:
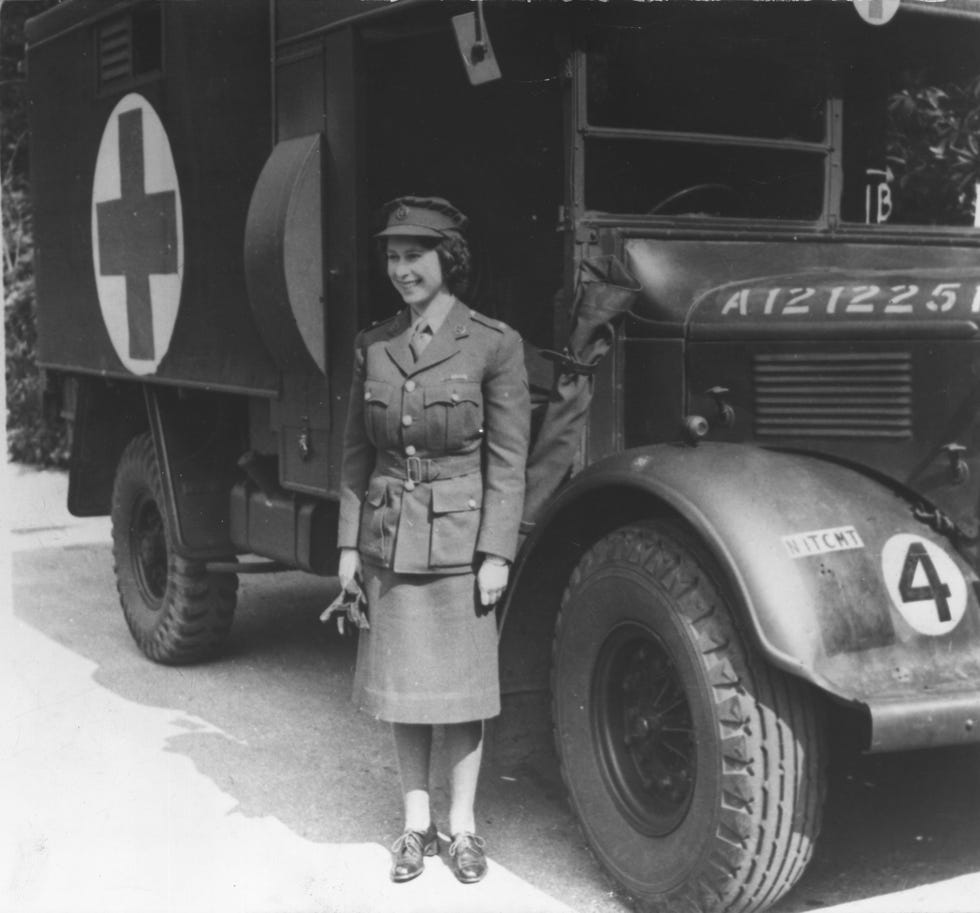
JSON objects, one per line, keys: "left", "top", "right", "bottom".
{"left": 552, "top": 520, "right": 824, "bottom": 913}
{"left": 111, "top": 433, "right": 238, "bottom": 664}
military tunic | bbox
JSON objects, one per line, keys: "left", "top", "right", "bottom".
{"left": 338, "top": 300, "right": 530, "bottom": 723}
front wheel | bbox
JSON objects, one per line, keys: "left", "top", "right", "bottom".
{"left": 552, "top": 520, "right": 825, "bottom": 913}
{"left": 111, "top": 433, "right": 238, "bottom": 664}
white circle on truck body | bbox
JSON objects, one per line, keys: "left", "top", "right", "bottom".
{"left": 881, "top": 533, "right": 968, "bottom": 636}
{"left": 853, "top": 0, "right": 901, "bottom": 26}
{"left": 91, "top": 93, "right": 184, "bottom": 376}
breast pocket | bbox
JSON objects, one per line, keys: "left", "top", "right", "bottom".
{"left": 363, "top": 380, "right": 395, "bottom": 447}
{"left": 423, "top": 382, "right": 483, "bottom": 452}
{"left": 429, "top": 475, "right": 483, "bottom": 569}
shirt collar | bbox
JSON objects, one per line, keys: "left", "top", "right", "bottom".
{"left": 409, "top": 295, "right": 456, "bottom": 335}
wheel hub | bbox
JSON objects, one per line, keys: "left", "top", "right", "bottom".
{"left": 592, "top": 623, "right": 696, "bottom": 836}
{"left": 131, "top": 494, "right": 168, "bottom": 608}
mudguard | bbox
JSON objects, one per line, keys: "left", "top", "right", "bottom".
{"left": 520, "top": 442, "right": 980, "bottom": 751}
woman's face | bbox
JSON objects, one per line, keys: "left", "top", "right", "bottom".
{"left": 386, "top": 238, "right": 446, "bottom": 311}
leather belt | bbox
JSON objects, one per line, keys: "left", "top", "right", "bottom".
{"left": 376, "top": 451, "right": 481, "bottom": 484}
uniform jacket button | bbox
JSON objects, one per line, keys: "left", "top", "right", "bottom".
{"left": 450, "top": 392, "right": 460, "bottom": 403}
{"left": 405, "top": 444, "right": 417, "bottom": 456}
{"left": 364, "top": 391, "right": 372, "bottom": 400}
{"left": 402, "top": 415, "right": 413, "bottom": 427}
{"left": 404, "top": 479, "right": 416, "bottom": 491}
{"left": 467, "top": 498, "right": 477, "bottom": 509}
{"left": 404, "top": 380, "right": 416, "bottom": 392}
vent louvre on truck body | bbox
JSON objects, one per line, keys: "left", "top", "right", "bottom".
{"left": 98, "top": 17, "right": 133, "bottom": 88}
{"left": 96, "top": 8, "right": 162, "bottom": 93}
{"left": 753, "top": 351, "right": 912, "bottom": 439}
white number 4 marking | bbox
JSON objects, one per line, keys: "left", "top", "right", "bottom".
{"left": 882, "top": 534, "right": 968, "bottom": 636}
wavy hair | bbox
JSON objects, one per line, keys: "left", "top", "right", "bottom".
{"left": 432, "top": 234, "right": 471, "bottom": 297}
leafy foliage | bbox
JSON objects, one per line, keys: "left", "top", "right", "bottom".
{"left": 888, "top": 73, "right": 980, "bottom": 226}
{"left": 3, "top": 0, "right": 68, "bottom": 465}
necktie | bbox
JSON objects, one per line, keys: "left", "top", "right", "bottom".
{"left": 409, "top": 321, "right": 432, "bottom": 361}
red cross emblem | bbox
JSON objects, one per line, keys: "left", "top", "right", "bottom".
{"left": 91, "top": 94, "right": 184, "bottom": 375}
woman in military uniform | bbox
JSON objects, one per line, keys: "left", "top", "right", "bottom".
{"left": 336, "top": 196, "right": 530, "bottom": 884}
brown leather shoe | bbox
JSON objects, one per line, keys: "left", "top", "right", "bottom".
{"left": 390, "top": 824, "right": 439, "bottom": 883}
{"left": 448, "top": 832, "right": 487, "bottom": 884}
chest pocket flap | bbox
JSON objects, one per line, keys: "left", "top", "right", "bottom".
{"left": 423, "top": 382, "right": 482, "bottom": 452}
{"left": 364, "top": 380, "right": 394, "bottom": 406}
{"left": 423, "top": 382, "right": 481, "bottom": 407}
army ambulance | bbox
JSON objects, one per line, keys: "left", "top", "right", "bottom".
{"left": 26, "top": 0, "right": 980, "bottom": 910}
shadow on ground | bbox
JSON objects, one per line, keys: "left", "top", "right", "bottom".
{"left": 13, "top": 542, "right": 980, "bottom": 912}
{"left": 12, "top": 543, "right": 606, "bottom": 907}
{"left": 780, "top": 742, "right": 980, "bottom": 910}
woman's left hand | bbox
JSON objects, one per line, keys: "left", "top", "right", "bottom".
{"left": 478, "top": 557, "right": 510, "bottom": 606}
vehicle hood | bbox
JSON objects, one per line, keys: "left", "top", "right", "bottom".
{"left": 623, "top": 236, "right": 980, "bottom": 340}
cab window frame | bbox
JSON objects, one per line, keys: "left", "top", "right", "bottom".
{"left": 573, "top": 6, "right": 835, "bottom": 229}
{"left": 572, "top": 2, "right": 980, "bottom": 239}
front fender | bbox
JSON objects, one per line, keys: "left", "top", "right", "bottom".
{"left": 513, "top": 443, "right": 980, "bottom": 751}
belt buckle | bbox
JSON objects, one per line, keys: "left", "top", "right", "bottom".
{"left": 406, "top": 456, "right": 423, "bottom": 484}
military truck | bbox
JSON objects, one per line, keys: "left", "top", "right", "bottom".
{"left": 26, "top": 1, "right": 980, "bottom": 910}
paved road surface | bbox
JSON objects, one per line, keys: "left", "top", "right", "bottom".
{"left": 3, "top": 465, "right": 980, "bottom": 913}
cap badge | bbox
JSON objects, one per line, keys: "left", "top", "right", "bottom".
{"left": 394, "top": 205, "right": 408, "bottom": 221}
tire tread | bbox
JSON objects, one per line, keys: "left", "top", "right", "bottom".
{"left": 111, "top": 433, "right": 238, "bottom": 665}
{"left": 552, "top": 521, "right": 825, "bottom": 913}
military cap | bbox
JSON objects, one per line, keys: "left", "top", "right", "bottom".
{"left": 375, "top": 196, "right": 469, "bottom": 239}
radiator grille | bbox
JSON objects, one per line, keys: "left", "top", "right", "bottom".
{"left": 98, "top": 17, "right": 133, "bottom": 89}
{"left": 753, "top": 351, "right": 912, "bottom": 439}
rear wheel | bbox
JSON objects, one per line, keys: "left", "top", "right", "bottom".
{"left": 111, "top": 433, "right": 237, "bottom": 663}
{"left": 553, "top": 520, "right": 825, "bottom": 913}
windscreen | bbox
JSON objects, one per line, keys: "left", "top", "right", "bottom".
{"left": 582, "top": 3, "right": 829, "bottom": 221}
{"left": 580, "top": 3, "right": 980, "bottom": 231}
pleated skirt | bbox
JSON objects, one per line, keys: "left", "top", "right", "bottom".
{"left": 352, "top": 562, "right": 501, "bottom": 724}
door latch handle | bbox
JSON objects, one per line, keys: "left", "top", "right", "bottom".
{"left": 941, "top": 442, "right": 969, "bottom": 484}
{"left": 706, "top": 386, "right": 735, "bottom": 428}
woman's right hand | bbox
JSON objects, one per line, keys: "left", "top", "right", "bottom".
{"left": 338, "top": 547, "right": 362, "bottom": 592}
